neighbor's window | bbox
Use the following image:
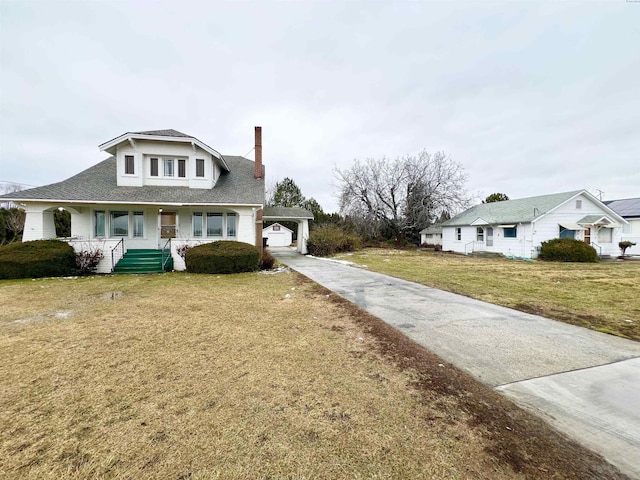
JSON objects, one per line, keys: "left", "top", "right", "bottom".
{"left": 207, "top": 213, "right": 223, "bottom": 237}
{"left": 133, "top": 212, "right": 144, "bottom": 237}
{"left": 503, "top": 226, "right": 517, "bottom": 238}
{"left": 273, "top": 224, "right": 281, "bottom": 231}
{"left": 193, "top": 212, "right": 203, "bottom": 237}
{"left": 150, "top": 158, "right": 158, "bottom": 176}
{"left": 196, "top": 158, "right": 205, "bottom": 177}
{"left": 125, "top": 155, "right": 135, "bottom": 175}
{"left": 178, "top": 159, "right": 186, "bottom": 178}
{"left": 94, "top": 211, "right": 106, "bottom": 237}
{"left": 164, "top": 158, "right": 174, "bottom": 177}
{"left": 111, "top": 211, "right": 129, "bottom": 236}
{"left": 576, "top": 200, "right": 582, "bottom": 209}
{"left": 456, "top": 227, "right": 462, "bottom": 241}
{"left": 227, "top": 213, "right": 237, "bottom": 237}
{"left": 476, "top": 227, "right": 484, "bottom": 241}
{"left": 559, "top": 225, "right": 575, "bottom": 239}
{"left": 598, "top": 228, "right": 613, "bottom": 243}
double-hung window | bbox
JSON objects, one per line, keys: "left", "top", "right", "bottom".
{"left": 456, "top": 228, "right": 462, "bottom": 241}
{"left": 133, "top": 212, "right": 144, "bottom": 237}
{"left": 178, "top": 159, "right": 186, "bottom": 178}
{"left": 476, "top": 227, "right": 484, "bottom": 241}
{"left": 193, "top": 213, "right": 203, "bottom": 237}
{"left": 94, "top": 211, "right": 106, "bottom": 237}
{"left": 164, "top": 158, "right": 174, "bottom": 177}
{"left": 125, "top": 155, "right": 135, "bottom": 174}
{"left": 196, "top": 159, "right": 205, "bottom": 177}
{"left": 227, "top": 213, "right": 237, "bottom": 237}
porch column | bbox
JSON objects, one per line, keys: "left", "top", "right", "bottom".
{"left": 297, "top": 219, "right": 309, "bottom": 254}
{"left": 22, "top": 206, "right": 56, "bottom": 241}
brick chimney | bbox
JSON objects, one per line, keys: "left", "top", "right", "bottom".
{"left": 254, "top": 126, "right": 263, "bottom": 179}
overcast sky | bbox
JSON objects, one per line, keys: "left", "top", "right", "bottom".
{"left": 1, "top": 0, "right": 638, "bottom": 212}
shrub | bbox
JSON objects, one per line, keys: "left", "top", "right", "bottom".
{"left": 259, "top": 249, "right": 276, "bottom": 270}
{"left": 75, "top": 247, "right": 104, "bottom": 275}
{"left": 619, "top": 241, "right": 636, "bottom": 256}
{"left": 306, "top": 225, "right": 362, "bottom": 257}
{"left": 185, "top": 241, "right": 259, "bottom": 274}
{"left": 538, "top": 238, "right": 598, "bottom": 263}
{"left": 0, "top": 240, "right": 77, "bottom": 279}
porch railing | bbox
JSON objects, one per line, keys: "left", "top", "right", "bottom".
{"left": 162, "top": 238, "right": 172, "bottom": 271}
{"left": 111, "top": 238, "right": 125, "bottom": 272}
{"left": 591, "top": 242, "right": 602, "bottom": 257}
{"left": 464, "top": 240, "right": 475, "bottom": 255}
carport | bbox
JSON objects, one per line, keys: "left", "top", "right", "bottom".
{"left": 262, "top": 206, "right": 313, "bottom": 254}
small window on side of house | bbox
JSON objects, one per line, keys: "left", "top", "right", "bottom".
{"left": 178, "top": 159, "right": 186, "bottom": 178}
{"left": 504, "top": 226, "right": 517, "bottom": 238}
{"left": 125, "top": 155, "right": 135, "bottom": 175}
{"left": 576, "top": 200, "right": 582, "bottom": 209}
{"left": 196, "top": 159, "right": 205, "bottom": 177}
{"left": 150, "top": 158, "right": 158, "bottom": 176}
{"left": 456, "top": 227, "right": 462, "bottom": 241}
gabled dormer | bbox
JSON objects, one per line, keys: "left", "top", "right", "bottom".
{"left": 99, "top": 129, "right": 230, "bottom": 189}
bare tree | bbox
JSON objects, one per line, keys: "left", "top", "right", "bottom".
{"left": 335, "top": 150, "right": 470, "bottom": 244}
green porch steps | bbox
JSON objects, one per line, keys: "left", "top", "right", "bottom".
{"left": 113, "top": 249, "right": 172, "bottom": 274}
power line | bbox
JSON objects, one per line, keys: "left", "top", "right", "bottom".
{"left": 0, "top": 179, "right": 39, "bottom": 187}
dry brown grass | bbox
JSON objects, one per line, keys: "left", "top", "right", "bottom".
{"left": 0, "top": 272, "right": 627, "bottom": 479}
{"left": 339, "top": 249, "right": 640, "bottom": 340}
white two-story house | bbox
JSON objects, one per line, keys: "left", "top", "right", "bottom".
{"left": 1, "top": 127, "right": 312, "bottom": 272}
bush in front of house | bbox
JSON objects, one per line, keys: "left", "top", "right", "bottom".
{"left": 0, "top": 240, "right": 77, "bottom": 279}
{"left": 538, "top": 238, "right": 599, "bottom": 263}
{"left": 185, "top": 240, "right": 260, "bottom": 274}
{"left": 306, "top": 225, "right": 362, "bottom": 257}
{"left": 259, "top": 249, "right": 276, "bottom": 270}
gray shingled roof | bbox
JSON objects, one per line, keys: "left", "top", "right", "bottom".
{"left": 419, "top": 224, "right": 443, "bottom": 234}
{"left": 133, "top": 129, "right": 192, "bottom": 137}
{"left": 443, "top": 190, "right": 583, "bottom": 227}
{"left": 263, "top": 206, "right": 314, "bottom": 220}
{"left": 0, "top": 156, "right": 264, "bottom": 205}
{"left": 604, "top": 198, "right": 640, "bottom": 217}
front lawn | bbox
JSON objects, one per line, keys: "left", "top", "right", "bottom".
{"left": 0, "top": 272, "right": 625, "bottom": 479}
{"left": 339, "top": 249, "right": 640, "bottom": 340}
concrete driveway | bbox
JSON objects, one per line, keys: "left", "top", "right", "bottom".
{"left": 271, "top": 247, "right": 640, "bottom": 478}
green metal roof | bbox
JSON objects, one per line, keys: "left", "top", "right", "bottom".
{"left": 443, "top": 190, "right": 583, "bottom": 227}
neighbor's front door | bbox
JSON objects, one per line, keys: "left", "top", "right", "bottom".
{"left": 584, "top": 227, "right": 591, "bottom": 245}
{"left": 160, "top": 212, "right": 177, "bottom": 239}
{"left": 486, "top": 227, "right": 494, "bottom": 247}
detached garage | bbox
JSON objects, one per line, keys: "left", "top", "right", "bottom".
{"left": 263, "top": 223, "right": 293, "bottom": 247}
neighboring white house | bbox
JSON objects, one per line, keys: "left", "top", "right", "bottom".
{"left": 0, "top": 127, "right": 313, "bottom": 272}
{"left": 419, "top": 224, "right": 443, "bottom": 246}
{"left": 604, "top": 197, "right": 640, "bottom": 255}
{"left": 263, "top": 222, "right": 293, "bottom": 247}
{"left": 442, "top": 190, "right": 627, "bottom": 258}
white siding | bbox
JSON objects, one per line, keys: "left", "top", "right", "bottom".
{"left": 116, "top": 140, "right": 216, "bottom": 189}
{"left": 263, "top": 223, "right": 293, "bottom": 247}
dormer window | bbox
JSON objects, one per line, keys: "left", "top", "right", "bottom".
{"left": 178, "top": 159, "right": 186, "bottom": 178}
{"left": 125, "top": 155, "right": 135, "bottom": 175}
{"left": 164, "top": 159, "right": 174, "bottom": 177}
{"left": 196, "top": 159, "right": 205, "bottom": 177}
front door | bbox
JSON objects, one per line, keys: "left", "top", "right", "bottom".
{"left": 584, "top": 227, "right": 591, "bottom": 245}
{"left": 160, "top": 212, "right": 177, "bottom": 239}
{"left": 486, "top": 227, "right": 494, "bottom": 247}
